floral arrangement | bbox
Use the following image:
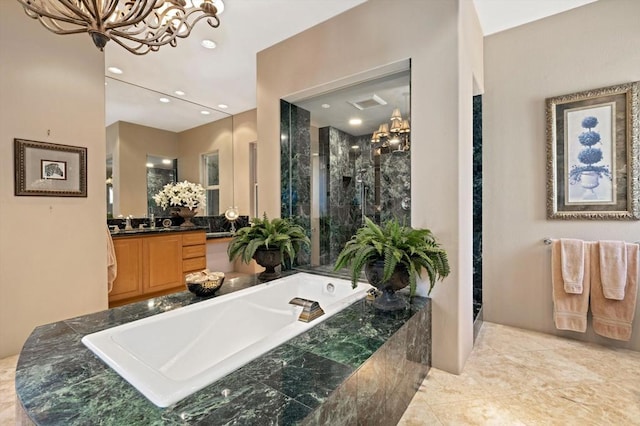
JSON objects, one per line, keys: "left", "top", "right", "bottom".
{"left": 568, "top": 116, "right": 612, "bottom": 184}
{"left": 153, "top": 180, "right": 206, "bottom": 211}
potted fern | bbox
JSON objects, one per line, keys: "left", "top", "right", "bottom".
{"left": 334, "top": 217, "right": 450, "bottom": 310}
{"left": 227, "top": 214, "right": 310, "bottom": 280}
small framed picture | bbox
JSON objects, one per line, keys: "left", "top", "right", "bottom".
{"left": 14, "top": 138, "right": 87, "bottom": 197}
{"left": 41, "top": 160, "right": 67, "bottom": 180}
{"left": 546, "top": 81, "right": 639, "bottom": 219}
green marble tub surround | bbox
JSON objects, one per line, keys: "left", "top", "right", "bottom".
{"left": 16, "top": 272, "right": 431, "bottom": 425}
{"left": 301, "top": 298, "right": 431, "bottom": 426}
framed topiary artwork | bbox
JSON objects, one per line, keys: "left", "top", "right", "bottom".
{"left": 546, "top": 81, "right": 639, "bottom": 220}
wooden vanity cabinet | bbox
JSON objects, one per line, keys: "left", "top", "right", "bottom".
{"left": 142, "top": 233, "right": 183, "bottom": 293}
{"left": 182, "top": 231, "right": 207, "bottom": 277}
{"left": 109, "top": 238, "right": 143, "bottom": 302}
{"left": 109, "top": 230, "right": 206, "bottom": 307}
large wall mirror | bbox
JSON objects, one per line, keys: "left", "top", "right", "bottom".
{"left": 281, "top": 60, "right": 411, "bottom": 268}
{"left": 105, "top": 77, "right": 235, "bottom": 218}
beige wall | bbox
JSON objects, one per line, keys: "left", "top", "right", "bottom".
{"left": 257, "top": 0, "right": 484, "bottom": 373}
{"left": 0, "top": 2, "right": 107, "bottom": 357}
{"left": 484, "top": 0, "right": 640, "bottom": 350}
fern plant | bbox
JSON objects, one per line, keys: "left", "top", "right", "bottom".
{"left": 227, "top": 214, "right": 310, "bottom": 265}
{"left": 334, "top": 217, "right": 450, "bottom": 296}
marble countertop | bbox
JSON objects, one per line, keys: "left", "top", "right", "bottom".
{"left": 15, "top": 270, "right": 429, "bottom": 425}
{"left": 110, "top": 226, "right": 208, "bottom": 238}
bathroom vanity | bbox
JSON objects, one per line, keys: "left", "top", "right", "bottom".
{"left": 109, "top": 228, "right": 207, "bottom": 307}
{"left": 15, "top": 271, "right": 431, "bottom": 425}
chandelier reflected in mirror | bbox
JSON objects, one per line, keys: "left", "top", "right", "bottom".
{"left": 370, "top": 107, "right": 411, "bottom": 155}
{"left": 16, "top": 0, "right": 224, "bottom": 55}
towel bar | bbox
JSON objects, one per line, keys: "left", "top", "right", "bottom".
{"left": 543, "top": 238, "right": 640, "bottom": 246}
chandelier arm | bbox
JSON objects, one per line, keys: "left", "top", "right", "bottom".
{"left": 51, "top": 0, "right": 93, "bottom": 22}
{"left": 19, "top": 0, "right": 91, "bottom": 27}
{"left": 108, "top": 36, "right": 152, "bottom": 55}
{"left": 205, "top": 16, "right": 221, "bottom": 28}
{"left": 101, "top": 0, "right": 121, "bottom": 22}
{"left": 106, "top": 1, "right": 162, "bottom": 31}
{"left": 80, "top": 0, "right": 102, "bottom": 23}
{"left": 29, "top": 20, "right": 90, "bottom": 35}
{"left": 108, "top": 10, "right": 216, "bottom": 47}
{"left": 109, "top": 26, "right": 175, "bottom": 48}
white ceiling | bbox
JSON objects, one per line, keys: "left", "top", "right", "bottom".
{"left": 105, "top": 0, "right": 366, "bottom": 132}
{"left": 105, "top": 0, "right": 598, "bottom": 133}
{"left": 473, "top": 0, "right": 598, "bottom": 35}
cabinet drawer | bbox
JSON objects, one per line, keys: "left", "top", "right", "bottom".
{"left": 183, "top": 244, "right": 206, "bottom": 259}
{"left": 182, "top": 231, "right": 206, "bottom": 246}
{"left": 183, "top": 256, "right": 206, "bottom": 272}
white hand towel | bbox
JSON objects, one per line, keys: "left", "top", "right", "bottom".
{"left": 599, "top": 240, "right": 627, "bottom": 300}
{"left": 560, "top": 238, "right": 585, "bottom": 294}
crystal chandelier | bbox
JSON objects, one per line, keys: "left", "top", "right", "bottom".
{"left": 16, "top": 0, "right": 223, "bottom": 55}
{"left": 371, "top": 107, "right": 411, "bottom": 154}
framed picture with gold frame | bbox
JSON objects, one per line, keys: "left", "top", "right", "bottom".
{"left": 14, "top": 138, "right": 87, "bottom": 197}
{"left": 546, "top": 81, "right": 639, "bottom": 220}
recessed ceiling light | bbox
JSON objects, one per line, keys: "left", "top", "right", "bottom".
{"left": 201, "top": 39, "right": 217, "bottom": 49}
{"left": 174, "top": 90, "right": 186, "bottom": 96}
{"left": 351, "top": 145, "right": 360, "bottom": 150}
{"left": 162, "top": 159, "right": 172, "bottom": 165}
{"left": 107, "top": 66, "right": 123, "bottom": 74}
{"left": 321, "top": 104, "right": 330, "bottom": 109}
{"left": 218, "top": 104, "right": 228, "bottom": 109}
{"left": 146, "top": 163, "right": 154, "bottom": 168}
{"left": 201, "top": 110, "right": 211, "bottom": 115}
{"left": 349, "top": 118, "right": 362, "bottom": 125}
{"left": 159, "top": 97, "right": 170, "bottom": 103}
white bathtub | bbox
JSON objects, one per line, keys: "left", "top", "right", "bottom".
{"left": 82, "top": 272, "right": 371, "bottom": 408}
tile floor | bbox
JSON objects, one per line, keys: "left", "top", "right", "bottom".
{"left": 1, "top": 322, "right": 639, "bottom": 425}
{"left": 0, "top": 354, "right": 18, "bottom": 426}
{"left": 398, "top": 322, "right": 640, "bottom": 425}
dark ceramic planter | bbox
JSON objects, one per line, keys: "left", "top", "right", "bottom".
{"left": 253, "top": 248, "right": 282, "bottom": 280}
{"left": 364, "top": 259, "right": 410, "bottom": 311}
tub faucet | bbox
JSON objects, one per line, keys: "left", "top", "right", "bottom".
{"left": 289, "top": 297, "right": 325, "bottom": 322}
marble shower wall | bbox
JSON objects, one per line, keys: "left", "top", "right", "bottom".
{"left": 280, "top": 101, "right": 311, "bottom": 265}
{"left": 320, "top": 127, "right": 411, "bottom": 264}
{"left": 473, "top": 95, "right": 483, "bottom": 319}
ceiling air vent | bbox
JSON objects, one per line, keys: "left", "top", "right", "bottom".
{"left": 348, "top": 94, "right": 387, "bottom": 111}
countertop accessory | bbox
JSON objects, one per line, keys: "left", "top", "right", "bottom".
{"left": 185, "top": 270, "right": 225, "bottom": 297}
{"left": 224, "top": 206, "right": 239, "bottom": 233}
{"left": 162, "top": 218, "right": 172, "bottom": 228}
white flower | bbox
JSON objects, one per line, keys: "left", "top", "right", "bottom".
{"left": 154, "top": 181, "right": 206, "bottom": 211}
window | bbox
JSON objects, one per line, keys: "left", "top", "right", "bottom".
{"left": 202, "top": 151, "right": 220, "bottom": 216}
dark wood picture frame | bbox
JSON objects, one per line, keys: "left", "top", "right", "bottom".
{"left": 14, "top": 138, "right": 87, "bottom": 197}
